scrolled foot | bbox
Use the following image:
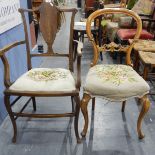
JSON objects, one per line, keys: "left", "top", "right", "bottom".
{"left": 137, "top": 95, "right": 150, "bottom": 139}
{"left": 138, "top": 132, "right": 145, "bottom": 139}
{"left": 81, "top": 131, "right": 86, "bottom": 138}
{"left": 77, "top": 138, "right": 82, "bottom": 144}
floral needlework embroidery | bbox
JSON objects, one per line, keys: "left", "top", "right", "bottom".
{"left": 94, "top": 65, "right": 137, "bottom": 86}
{"left": 27, "top": 69, "right": 68, "bottom": 81}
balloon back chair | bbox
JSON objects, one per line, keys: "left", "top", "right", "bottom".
{"left": 80, "top": 8, "right": 150, "bottom": 139}
{"left": 0, "top": 1, "right": 83, "bottom": 143}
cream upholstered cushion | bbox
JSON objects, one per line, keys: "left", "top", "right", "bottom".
{"left": 10, "top": 68, "right": 76, "bottom": 92}
{"left": 84, "top": 65, "right": 150, "bottom": 101}
{"left": 138, "top": 51, "right": 155, "bottom": 65}
{"left": 133, "top": 40, "right": 155, "bottom": 52}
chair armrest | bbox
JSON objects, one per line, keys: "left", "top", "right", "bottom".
{"left": 0, "top": 40, "right": 26, "bottom": 88}
{"left": 73, "top": 40, "right": 83, "bottom": 89}
{"left": 0, "top": 40, "right": 25, "bottom": 56}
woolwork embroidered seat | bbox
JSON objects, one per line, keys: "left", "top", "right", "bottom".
{"left": 0, "top": 1, "right": 83, "bottom": 143}
{"left": 84, "top": 65, "right": 149, "bottom": 101}
{"left": 10, "top": 68, "right": 76, "bottom": 92}
{"left": 80, "top": 8, "right": 151, "bottom": 140}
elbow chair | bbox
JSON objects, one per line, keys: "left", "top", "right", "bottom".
{"left": 0, "top": 1, "right": 83, "bottom": 143}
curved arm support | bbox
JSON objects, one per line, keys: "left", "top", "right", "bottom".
{"left": 73, "top": 40, "right": 83, "bottom": 89}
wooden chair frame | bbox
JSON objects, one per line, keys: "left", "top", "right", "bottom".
{"left": 80, "top": 8, "right": 150, "bottom": 140}
{"left": 0, "top": 2, "right": 83, "bottom": 143}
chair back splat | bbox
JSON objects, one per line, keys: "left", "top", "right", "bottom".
{"left": 19, "top": 2, "right": 77, "bottom": 72}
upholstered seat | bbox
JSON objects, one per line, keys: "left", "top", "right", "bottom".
{"left": 84, "top": 65, "right": 150, "bottom": 101}
{"left": 117, "top": 29, "right": 154, "bottom": 40}
{"left": 138, "top": 51, "right": 155, "bottom": 65}
{"left": 10, "top": 68, "right": 76, "bottom": 92}
{"left": 132, "top": 39, "right": 155, "bottom": 52}
{"left": 137, "top": 51, "right": 155, "bottom": 81}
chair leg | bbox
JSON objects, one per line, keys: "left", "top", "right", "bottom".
{"left": 4, "top": 95, "right": 17, "bottom": 143}
{"left": 92, "top": 97, "right": 95, "bottom": 111}
{"left": 81, "top": 93, "right": 91, "bottom": 137}
{"left": 74, "top": 95, "right": 81, "bottom": 143}
{"left": 137, "top": 95, "right": 150, "bottom": 139}
{"left": 143, "top": 66, "right": 149, "bottom": 80}
{"left": 71, "top": 96, "right": 74, "bottom": 112}
{"left": 121, "top": 101, "right": 126, "bottom": 112}
{"left": 31, "top": 97, "right": 36, "bottom": 111}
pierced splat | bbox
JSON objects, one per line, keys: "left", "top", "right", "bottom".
{"left": 97, "top": 42, "right": 130, "bottom": 53}
{"left": 39, "top": 2, "right": 62, "bottom": 53}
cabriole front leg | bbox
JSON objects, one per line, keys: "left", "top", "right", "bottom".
{"left": 4, "top": 95, "right": 17, "bottom": 143}
{"left": 137, "top": 95, "right": 150, "bottom": 139}
{"left": 81, "top": 93, "right": 91, "bottom": 137}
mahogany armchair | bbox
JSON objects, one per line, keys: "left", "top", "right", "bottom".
{"left": 0, "top": 1, "right": 83, "bottom": 143}
{"left": 80, "top": 8, "right": 150, "bottom": 140}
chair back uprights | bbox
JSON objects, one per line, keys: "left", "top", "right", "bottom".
{"left": 18, "top": 2, "right": 77, "bottom": 72}
{"left": 86, "top": 8, "right": 142, "bottom": 66}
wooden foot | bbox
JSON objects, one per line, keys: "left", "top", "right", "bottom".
{"left": 137, "top": 95, "right": 150, "bottom": 139}
{"left": 81, "top": 93, "right": 91, "bottom": 137}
